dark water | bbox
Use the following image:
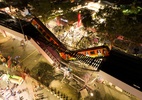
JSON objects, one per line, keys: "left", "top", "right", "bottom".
{"left": 100, "top": 49, "right": 142, "bottom": 91}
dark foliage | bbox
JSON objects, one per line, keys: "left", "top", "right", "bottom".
{"left": 30, "top": 62, "right": 55, "bottom": 86}
{"left": 81, "top": 9, "right": 94, "bottom": 27}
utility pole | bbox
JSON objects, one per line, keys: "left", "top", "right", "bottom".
{"left": 18, "top": 18, "right": 27, "bottom": 41}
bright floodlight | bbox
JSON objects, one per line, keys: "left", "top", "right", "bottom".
{"left": 84, "top": 2, "right": 103, "bottom": 12}
{"left": 90, "top": 92, "right": 94, "bottom": 96}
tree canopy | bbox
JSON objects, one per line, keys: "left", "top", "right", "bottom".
{"left": 28, "top": 0, "right": 76, "bottom": 22}
{"left": 93, "top": 6, "right": 142, "bottom": 43}
{"left": 81, "top": 9, "right": 95, "bottom": 28}
{"left": 5, "top": 0, "right": 28, "bottom": 8}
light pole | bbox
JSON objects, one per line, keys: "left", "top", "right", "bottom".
{"left": 18, "top": 18, "right": 27, "bottom": 41}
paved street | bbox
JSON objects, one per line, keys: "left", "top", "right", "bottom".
{"left": 0, "top": 66, "right": 59, "bottom": 100}
{"left": 0, "top": 3, "right": 141, "bottom": 100}
{"left": 0, "top": 32, "right": 80, "bottom": 100}
{"left": 0, "top": 30, "right": 140, "bottom": 100}
{"left": 0, "top": 33, "right": 60, "bottom": 100}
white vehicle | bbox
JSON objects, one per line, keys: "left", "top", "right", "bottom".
{"left": 9, "top": 75, "right": 24, "bottom": 85}
{"left": 0, "top": 74, "right": 24, "bottom": 85}
{"left": 0, "top": 74, "right": 9, "bottom": 81}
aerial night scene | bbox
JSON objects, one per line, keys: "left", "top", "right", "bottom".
{"left": 0, "top": 0, "right": 142, "bottom": 100}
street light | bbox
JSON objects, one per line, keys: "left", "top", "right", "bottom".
{"left": 90, "top": 92, "right": 94, "bottom": 96}
{"left": 98, "top": 0, "right": 101, "bottom": 3}
{"left": 18, "top": 18, "right": 27, "bottom": 41}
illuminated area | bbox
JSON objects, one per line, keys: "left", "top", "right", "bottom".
{"left": 0, "top": 0, "right": 142, "bottom": 100}
{"left": 83, "top": 2, "right": 104, "bottom": 12}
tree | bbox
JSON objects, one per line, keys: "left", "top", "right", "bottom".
{"left": 81, "top": 9, "right": 95, "bottom": 28}
{"left": 63, "top": 11, "right": 78, "bottom": 23}
{"left": 94, "top": 6, "right": 142, "bottom": 43}
{"left": 29, "top": 0, "right": 76, "bottom": 22}
{"left": 5, "top": 0, "right": 29, "bottom": 9}
{"left": 30, "top": 62, "right": 55, "bottom": 86}
{"left": 29, "top": 0, "right": 53, "bottom": 20}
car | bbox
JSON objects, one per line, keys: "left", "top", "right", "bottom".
{"left": 9, "top": 75, "right": 24, "bottom": 85}
{"left": 0, "top": 74, "right": 9, "bottom": 81}
{"left": 0, "top": 74, "right": 24, "bottom": 85}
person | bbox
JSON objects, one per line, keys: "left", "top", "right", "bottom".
{"left": 20, "top": 40, "right": 25, "bottom": 46}
{"left": 1, "top": 56, "right": 7, "bottom": 67}
{"left": 13, "top": 56, "right": 20, "bottom": 66}
{"left": 7, "top": 56, "right": 12, "bottom": 68}
{"left": 20, "top": 40, "right": 26, "bottom": 50}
